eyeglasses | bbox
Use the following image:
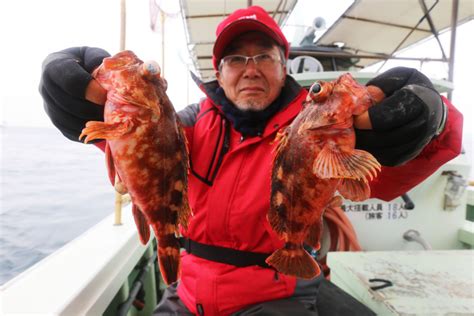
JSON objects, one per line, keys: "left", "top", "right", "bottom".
{"left": 219, "top": 53, "right": 282, "bottom": 70}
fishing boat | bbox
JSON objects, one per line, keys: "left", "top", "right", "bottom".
{"left": 2, "top": 1, "right": 473, "bottom": 315}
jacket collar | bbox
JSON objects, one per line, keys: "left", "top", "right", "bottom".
{"left": 192, "top": 73, "right": 304, "bottom": 137}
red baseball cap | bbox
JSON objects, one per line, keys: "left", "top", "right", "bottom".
{"left": 212, "top": 5, "right": 289, "bottom": 70}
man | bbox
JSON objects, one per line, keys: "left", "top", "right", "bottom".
{"left": 40, "top": 5, "right": 462, "bottom": 316}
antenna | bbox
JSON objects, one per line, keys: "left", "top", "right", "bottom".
{"left": 313, "top": 17, "right": 326, "bottom": 30}
{"left": 299, "top": 16, "right": 327, "bottom": 46}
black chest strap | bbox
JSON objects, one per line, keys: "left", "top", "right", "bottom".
{"left": 178, "top": 237, "right": 272, "bottom": 269}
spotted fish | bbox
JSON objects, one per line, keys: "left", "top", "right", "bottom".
{"left": 266, "top": 73, "right": 385, "bottom": 279}
{"left": 79, "top": 50, "right": 191, "bottom": 284}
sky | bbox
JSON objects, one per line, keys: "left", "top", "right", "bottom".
{"left": 0, "top": 0, "right": 472, "bottom": 149}
{"left": 0, "top": 0, "right": 204, "bottom": 127}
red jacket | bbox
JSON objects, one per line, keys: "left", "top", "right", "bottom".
{"left": 171, "top": 79, "right": 463, "bottom": 315}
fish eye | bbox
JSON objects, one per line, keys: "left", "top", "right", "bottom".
{"left": 310, "top": 83, "right": 321, "bottom": 94}
{"left": 141, "top": 61, "right": 162, "bottom": 80}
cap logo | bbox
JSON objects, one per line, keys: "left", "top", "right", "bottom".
{"left": 238, "top": 14, "right": 257, "bottom": 21}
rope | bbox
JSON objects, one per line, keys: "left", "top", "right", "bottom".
{"left": 320, "top": 205, "right": 362, "bottom": 278}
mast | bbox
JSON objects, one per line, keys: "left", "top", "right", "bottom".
{"left": 115, "top": 0, "right": 127, "bottom": 225}
{"left": 120, "top": 0, "right": 126, "bottom": 51}
{"left": 447, "top": 0, "right": 459, "bottom": 101}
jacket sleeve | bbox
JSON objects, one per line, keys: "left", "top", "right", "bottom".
{"left": 177, "top": 102, "right": 200, "bottom": 147}
{"left": 368, "top": 96, "right": 463, "bottom": 201}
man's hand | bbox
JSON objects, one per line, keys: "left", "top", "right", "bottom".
{"left": 85, "top": 78, "right": 107, "bottom": 106}
{"left": 355, "top": 67, "right": 446, "bottom": 166}
{"left": 39, "top": 47, "right": 110, "bottom": 142}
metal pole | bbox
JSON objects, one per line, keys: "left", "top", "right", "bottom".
{"left": 114, "top": 174, "right": 123, "bottom": 225}
{"left": 447, "top": 0, "right": 459, "bottom": 101}
{"left": 419, "top": 0, "right": 447, "bottom": 60}
{"left": 161, "top": 10, "right": 165, "bottom": 76}
{"left": 120, "top": 0, "right": 126, "bottom": 50}
{"left": 115, "top": 0, "right": 127, "bottom": 225}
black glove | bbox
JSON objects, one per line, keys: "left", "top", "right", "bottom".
{"left": 39, "top": 47, "right": 110, "bottom": 142}
{"left": 355, "top": 67, "right": 447, "bottom": 166}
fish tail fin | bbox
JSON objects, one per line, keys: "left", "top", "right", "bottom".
{"left": 157, "top": 234, "right": 181, "bottom": 285}
{"left": 132, "top": 205, "right": 150, "bottom": 244}
{"left": 313, "top": 145, "right": 381, "bottom": 181}
{"left": 79, "top": 119, "right": 133, "bottom": 143}
{"left": 266, "top": 243, "right": 321, "bottom": 279}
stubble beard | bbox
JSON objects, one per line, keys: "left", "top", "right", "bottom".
{"left": 234, "top": 99, "right": 270, "bottom": 112}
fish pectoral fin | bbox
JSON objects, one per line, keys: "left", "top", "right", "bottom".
{"left": 79, "top": 119, "right": 134, "bottom": 143}
{"left": 338, "top": 178, "right": 371, "bottom": 201}
{"left": 132, "top": 205, "right": 151, "bottom": 245}
{"left": 313, "top": 145, "right": 381, "bottom": 181}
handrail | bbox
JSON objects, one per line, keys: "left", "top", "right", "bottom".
{"left": 117, "top": 250, "right": 158, "bottom": 316}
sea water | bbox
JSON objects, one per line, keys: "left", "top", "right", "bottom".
{"left": 0, "top": 126, "right": 115, "bottom": 285}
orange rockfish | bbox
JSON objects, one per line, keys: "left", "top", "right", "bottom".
{"left": 80, "top": 50, "right": 191, "bottom": 285}
{"left": 266, "top": 73, "right": 384, "bottom": 279}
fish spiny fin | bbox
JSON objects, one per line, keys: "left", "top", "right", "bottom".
{"left": 178, "top": 190, "right": 192, "bottom": 231}
{"left": 174, "top": 122, "right": 192, "bottom": 231}
{"left": 156, "top": 234, "right": 181, "bottom": 285}
{"left": 313, "top": 145, "right": 381, "bottom": 181}
{"left": 266, "top": 244, "right": 321, "bottom": 279}
{"left": 132, "top": 204, "right": 151, "bottom": 245}
{"left": 305, "top": 196, "right": 342, "bottom": 248}
{"left": 338, "top": 178, "right": 371, "bottom": 201}
{"left": 79, "top": 119, "right": 134, "bottom": 143}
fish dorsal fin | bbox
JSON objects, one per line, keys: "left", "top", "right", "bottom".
{"left": 338, "top": 178, "right": 371, "bottom": 201}
{"left": 313, "top": 145, "right": 381, "bottom": 181}
{"left": 132, "top": 204, "right": 151, "bottom": 245}
{"left": 272, "top": 127, "right": 291, "bottom": 157}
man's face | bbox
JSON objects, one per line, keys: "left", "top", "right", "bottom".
{"left": 216, "top": 32, "right": 287, "bottom": 111}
